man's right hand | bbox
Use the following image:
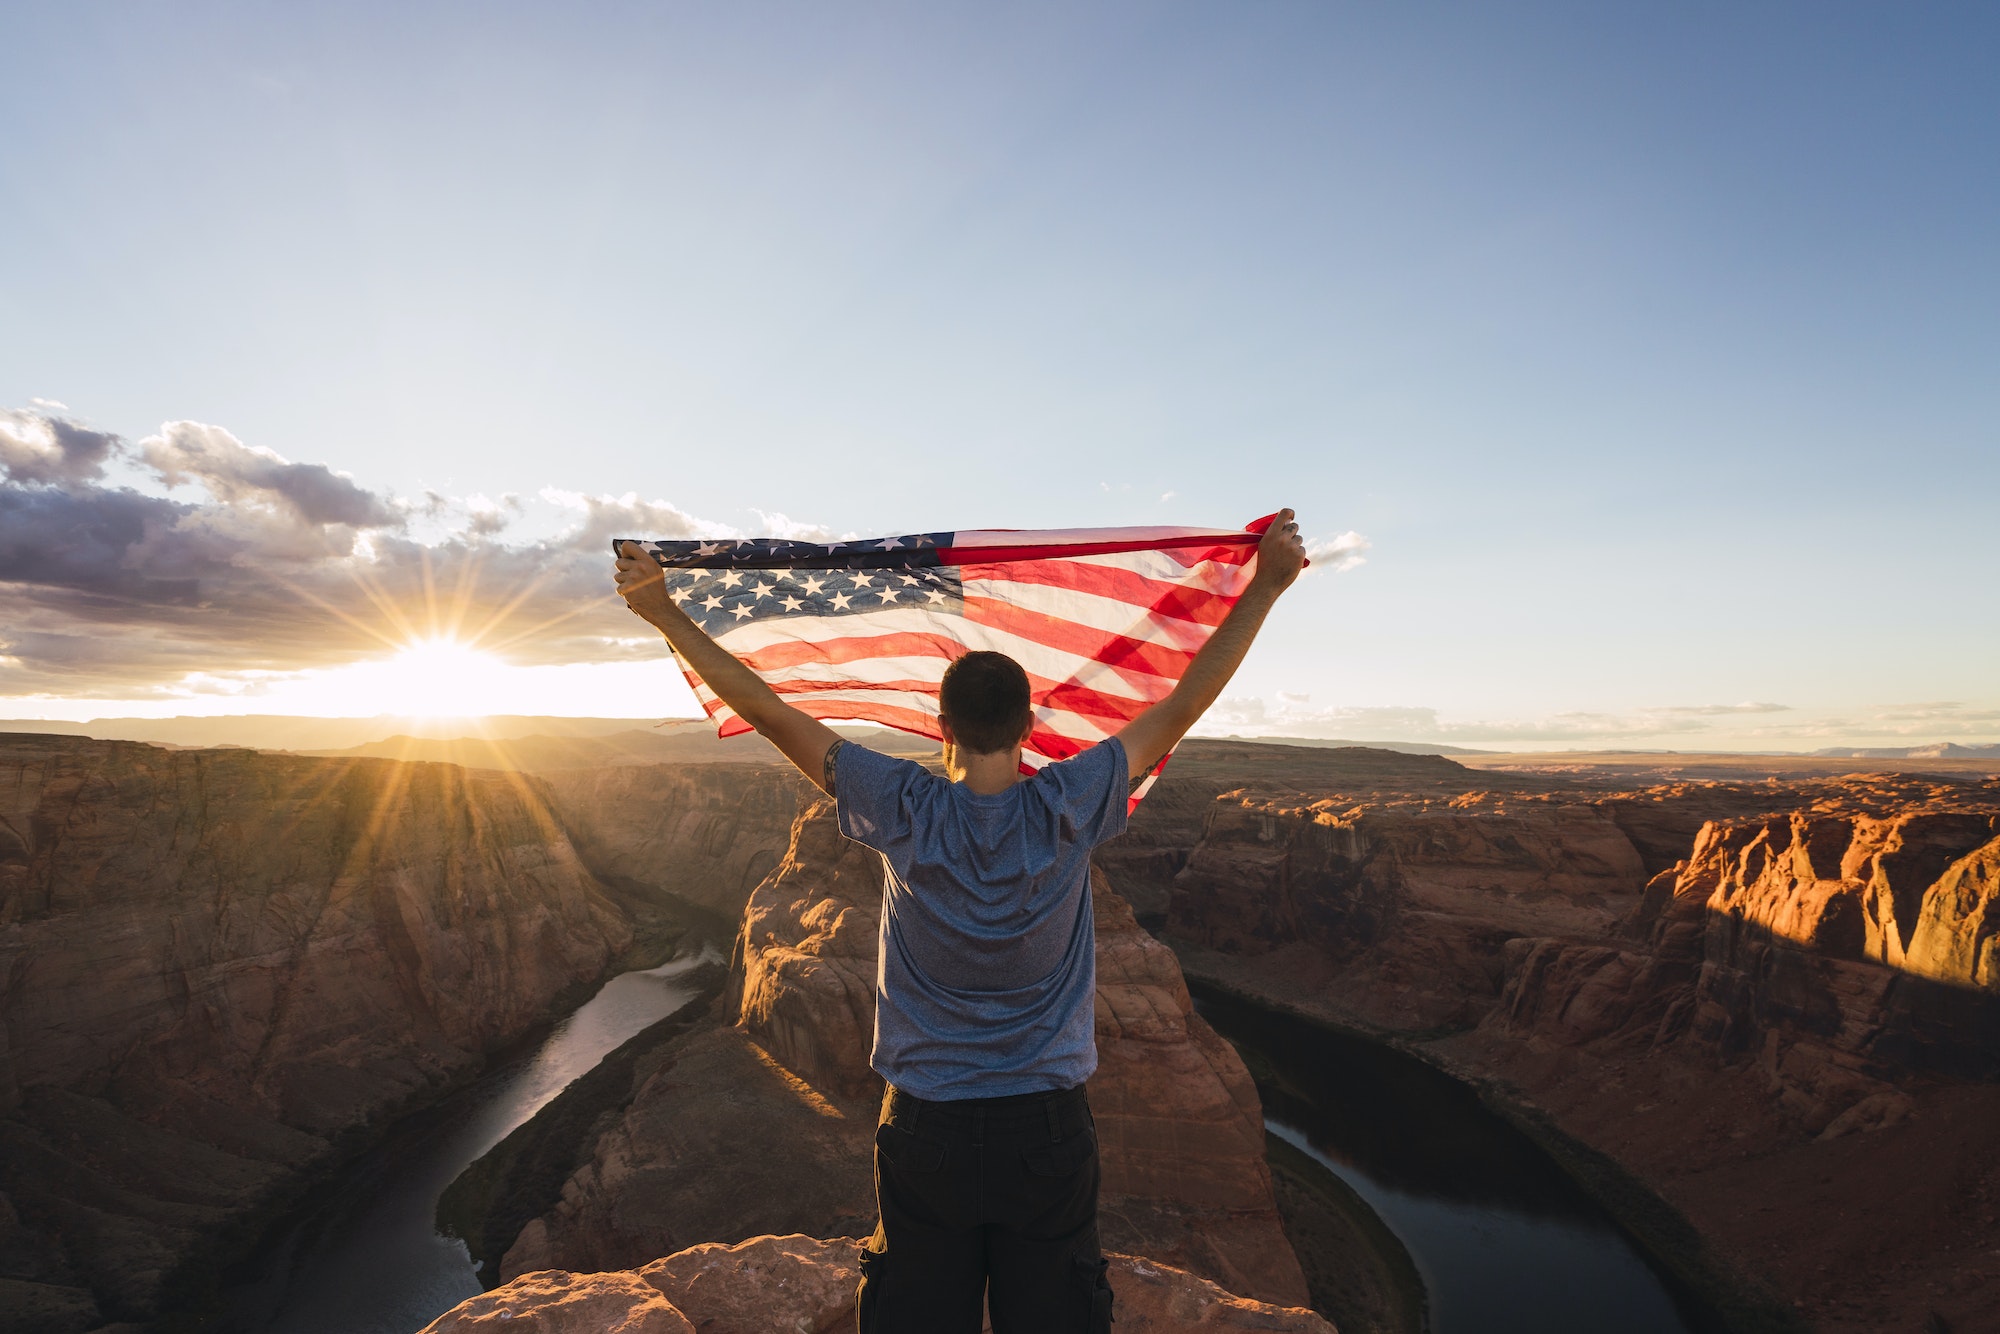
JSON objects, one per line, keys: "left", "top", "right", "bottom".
{"left": 615, "top": 542, "right": 679, "bottom": 625}
{"left": 1251, "top": 508, "right": 1307, "bottom": 593}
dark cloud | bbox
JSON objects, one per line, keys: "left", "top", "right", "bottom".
{"left": 0, "top": 408, "right": 722, "bottom": 698}
{"left": 0, "top": 411, "right": 120, "bottom": 486}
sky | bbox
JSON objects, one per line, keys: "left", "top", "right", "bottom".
{"left": 2, "top": 2, "right": 1996, "bottom": 751}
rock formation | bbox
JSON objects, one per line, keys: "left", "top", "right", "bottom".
{"left": 425, "top": 1234, "right": 1334, "bottom": 1333}
{"left": 488, "top": 796, "right": 1311, "bottom": 1308}
{"left": 1146, "top": 747, "right": 2000, "bottom": 1334}
{"left": 0, "top": 734, "right": 635, "bottom": 1331}
{"left": 536, "top": 762, "right": 811, "bottom": 923}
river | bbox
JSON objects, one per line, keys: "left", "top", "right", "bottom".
{"left": 1194, "top": 987, "right": 1722, "bottom": 1334}
{"left": 225, "top": 953, "right": 1724, "bottom": 1333}
{"left": 222, "top": 949, "right": 718, "bottom": 1334}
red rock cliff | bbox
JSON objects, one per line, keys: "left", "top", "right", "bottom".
{"left": 1159, "top": 761, "right": 2000, "bottom": 1334}
{"left": 0, "top": 734, "right": 633, "bottom": 1329}
{"left": 535, "top": 762, "right": 811, "bottom": 922}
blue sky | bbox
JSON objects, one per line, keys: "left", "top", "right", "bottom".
{"left": 2, "top": 3, "right": 1995, "bottom": 748}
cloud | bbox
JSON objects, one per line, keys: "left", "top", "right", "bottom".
{"left": 142, "top": 421, "right": 401, "bottom": 528}
{"left": 1304, "top": 530, "right": 1369, "bottom": 573}
{"left": 0, "top": 406, "right": 814, "bottom": 699}
{"left": 1, "top": 410, "right": 119, "bottom": 486}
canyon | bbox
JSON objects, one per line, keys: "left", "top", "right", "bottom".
{"left": 0, "top": 735, "right": 662, "bottom": 1331}
{"left": 477, "top": 796, "right": 1309, "bottom": 1307}
{"left": 1152, "top": 752, "right": 2000, "bottom": 1334}
{"left": 6, "top": 730, "right": 1998, "bottom": 1333}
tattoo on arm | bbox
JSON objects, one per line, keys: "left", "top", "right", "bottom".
{"left": 822, "top": 739, "right": 843, "bottom": 797}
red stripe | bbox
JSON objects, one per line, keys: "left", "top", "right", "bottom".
{"left": 934, "top": 532, "right": 1258, "bottom": 566}
{"left": 734, "top": 629, "right": 963, "bottom": 674}
{"left": 965, "top": 558, "right": 1240, "bottom": 628}
{"left": 731, "top": 618, "right": 1189, "bottom": 699}
{"left": 788, "top": 697, "right": 944, "bottom": 738}
{"left": 755, "top": 664, "right": 1156, "bottom": 731}
{"left": 963, "top": 597, "right": 1198, "bottom": 684}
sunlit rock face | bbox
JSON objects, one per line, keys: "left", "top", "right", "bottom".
{"left": 432, "top": 1234, "right": 1335, "bottom": 1334}
{"left": 501, "top": 798, "right": 1311, "bottom": 1307}
{"left": 1499, "top": 790, "right": 2000, "bottom": 1096}
{"left": 0, "top": 734, "right": 632, "bottom": 1329}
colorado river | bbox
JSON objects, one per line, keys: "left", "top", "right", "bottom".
{"left": 1194, "top": 987, "right": 1722, "bottom": 1334}
{"left": 223, "top": 949, "right": 718, "bottom": 1334}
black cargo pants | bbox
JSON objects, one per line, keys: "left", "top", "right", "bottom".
{"left": 856, "top": 1083, "right": 1114, "bottom": 1333}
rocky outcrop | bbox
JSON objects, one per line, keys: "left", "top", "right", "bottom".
{"left": 537, "top": 763, "right": 810, "bottom": 922}
{"left": 1099, "top": 740, "right": 1542, "bottom": 923}
{"left": 1162, "top": 763, "right": 2000, "bottom": 1334}
{"left": 0, "top": 734, "right": 634, "bottom": 1330}
{"left": 492, "top": 797, "right": 1310, "bottom": 1307}
{"left": 426, "top": 1234, "right": 1335, "bottom": 1333}
{"left": 734, "top": 800, "right": 1306, "bottom": 1303}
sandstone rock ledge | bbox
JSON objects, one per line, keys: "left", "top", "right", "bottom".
{"left": 421, "top": 1234, "right": 1335, "bottom": 1333}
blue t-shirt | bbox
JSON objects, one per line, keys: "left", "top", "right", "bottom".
{"left": 833, "top": 737, "right": 1130, "bottom": 1100}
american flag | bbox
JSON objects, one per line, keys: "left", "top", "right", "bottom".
{"left": 615, "top": 518, "right": 1280, "bottom": 806}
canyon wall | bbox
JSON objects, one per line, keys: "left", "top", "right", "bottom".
{"left": 536, "top": 763, "right": 811, "bottom": 922}
{"left": 0, "top": 735, "right": 634, "bottom": 1331}
{"left": 1156, "top": 757, "right": 2000, "bottom": 1334}
{"left": 492, "top": 797, "right": 1312, "bottom": 1308}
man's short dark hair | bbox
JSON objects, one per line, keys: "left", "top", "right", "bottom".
{"left": 939, "top": 651, "right": 1033, "bottom": 755}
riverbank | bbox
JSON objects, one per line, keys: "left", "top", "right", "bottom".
{"left": 1264, "top": 1131, "right": 1428, "bottom": 1333}
{"left": 1176, "top": 955, "right": 1804, "bottom": 1334}
{"left": 212, "top": 944, "right": 723, "bottom": 1334}
{"left": 436, "top": 965, "right": 727, "bottom": 1278}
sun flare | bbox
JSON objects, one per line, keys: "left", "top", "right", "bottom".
{"left": 335, "top": 638, "right": 518, "bottom": 718}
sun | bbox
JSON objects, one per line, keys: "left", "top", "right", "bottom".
{"left": 266, "top": 637, "right": 521, "bottom": 720}
{"left": 364, "top": 638, "right": 516, "bottom": 717}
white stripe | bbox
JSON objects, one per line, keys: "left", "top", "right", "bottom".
{"left": 1056, "top": 546, "right": 1260, "bottom": 595}
{"left": 691, "top": 676, "right": 1127, "bottom": 748}
{"left": 962, "top": 572, "right": 1215, "bottom": 654}
{"left": 948, "top": 524, "right": 1248, "bottom": 549}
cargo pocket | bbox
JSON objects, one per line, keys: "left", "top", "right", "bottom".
{"left": 1023, "top": 1126, "right": 1097, "bottom": 1177}
{"left": 1072, "top": 1253, "right": 1113, "bottom": 1332}
{"left": 875, "top": 1122, "right": 947, "bottom": 1174}
{"left": 857, "top": 1246, "right": 887, "bottom": 1333}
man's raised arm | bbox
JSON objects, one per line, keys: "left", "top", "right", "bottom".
{"left": 1114, "top": 509, "right": 1307, "bottom": 781}
{"left": 614, "top": 543, "right": 842, "bottom": 793}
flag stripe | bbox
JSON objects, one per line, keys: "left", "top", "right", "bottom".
{"left": 712, "top": 608, "right": 1192, "bottom": 698}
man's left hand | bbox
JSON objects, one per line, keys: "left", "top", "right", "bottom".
{"left": 615, "top": 542, "right": 678, "bottom": 624}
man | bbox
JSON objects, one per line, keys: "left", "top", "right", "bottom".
{"left": 613, "top": 510, "right": 1307, "bottom": 1333}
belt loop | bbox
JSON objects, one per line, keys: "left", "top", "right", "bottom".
{"left": 907, "top": 1090, "right": 922, "bottom": 1134}
{"left": 1044, "top": 1094, "right": 1062, "bottom": 1143}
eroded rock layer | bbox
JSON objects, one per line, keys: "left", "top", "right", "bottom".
{"left": 1150, "top": 749, "right": 2000, "bottom": 1334}
{"left": 0, "top": 734, "right": 633, "bottom": 1330}
{"left": 536, "top": 762, "right": 810, "bottom": 922}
